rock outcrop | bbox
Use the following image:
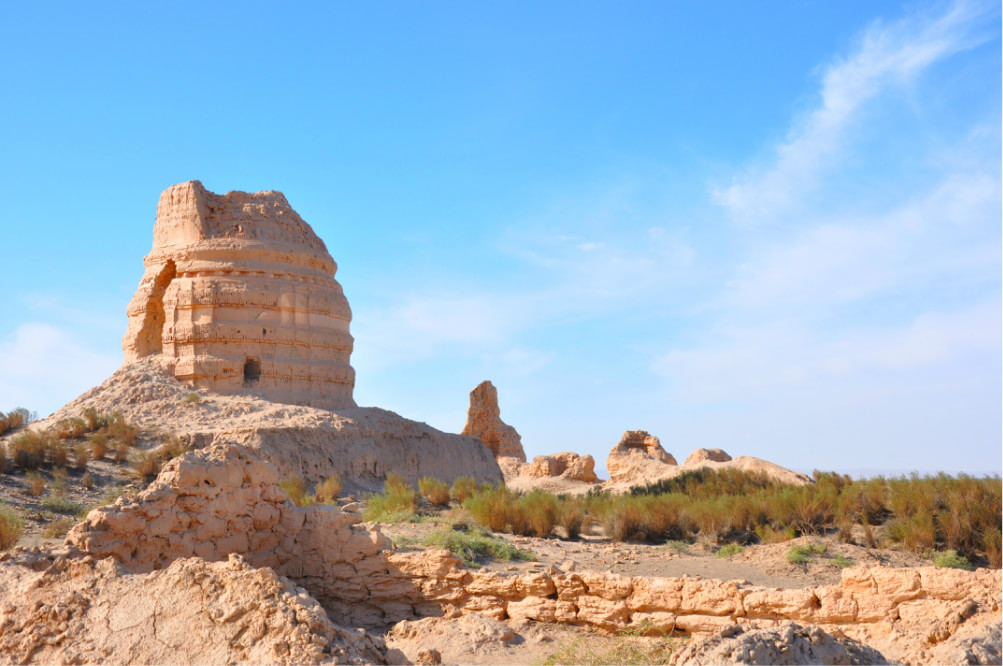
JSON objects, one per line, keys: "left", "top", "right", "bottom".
{"left": 122, "top": 181, "right": 355, "bottom": 410}
{"left": 669, "top": 622, "right": 891, "bottom": 665}
{"left": 526, "top": 452, "right": 599, "bottom": 483}
{"left": 606, "top": 430, "right": 677, "bottom": 482}
{"left": 0, "top": 554, "right": 387, "bottom": 665}
{"left": 461, "top": 381, "right": 526, "bottom": 462}
{"left": 684, "top": 448, "right": 733, "bottom": 465}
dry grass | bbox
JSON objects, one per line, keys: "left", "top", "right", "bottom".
{"left": 418, "top": 477, "right": 451, "bottom": 507}
{"left": 73, "top": 443, "right": 89, "bottom": 471}
{"left": 27, "top": 472, "right": 45, "bottom": 497}
{"left": 0, "top": 505, "right": 24, "bottom": 550}
{"left": 41, "top": 516, "right": 76, "bottom": 539}
{"left": 450, "top": 476, "right": 477, "bottom": 504}
{"left": 130, "top": 450, "right": 160, "bottom": 480}
{"left": 315, "top": 474, "right": 343, "bottom": 504}
{"left": 0, "top": 408, "right": 35, "bottom": 436}
{"left": 279, "top": 473, "right": 309, "bottom": 507}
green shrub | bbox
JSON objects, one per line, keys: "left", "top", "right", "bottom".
{"left": 755, "top": 523, "right": 796, "bottom": 544}
{"left": 418, "top": 477, "right": 451, "bottom": 507}
{"left": 932, "top": 549, "right": 974, "bottom": 571}
{"left": 423, "top": 526, "right": 532, "bottom": 567}
{"left": 833, "top": 554, "right": 854, "bottom": 568}
{"left": 450, "top": 476, "right": 477, "bottom": 504}
{"left": 183, "top": 392, "right": 201, "bottom": 405}
{"left": 0, "top": 505, "right": 24, "bottom": 550}
{"left": 315, "top": 474, "right": 343, "bottom": 504}
{"left": 558, "top": 496, "right": 585, "bottom": 540}
{"left": 716, "top": 543, "right": 745, "bottom": 558}
{"left": 519, "top": 490, "right": 558, "bottom": 538}
{"left": 364, "top": 473, "right": 417, "bottom": 522}
{"left": 42, "top": 494, "right": 86, "bottom": 516}
{"left": 279, "top": 473, "right": 310, "bottom": 506}
{"left": 464, "top": 484, "right": 515, "bottom": 532}
{"left": 786, "top": 543, "right": 827, "bottom": 565}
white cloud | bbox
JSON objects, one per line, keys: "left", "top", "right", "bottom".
{"left": 0, "top": 323, "right": 119, "bottom": 418}
{"left": 713, "top": 0, "right": 996, "bottom": 222}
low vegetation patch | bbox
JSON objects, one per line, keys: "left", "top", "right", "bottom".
{"left": 786, "top": 543, "right": 827, "bottom": 565}
{"left": 364, "top": 473, "right": 418, "bottom": 522}
{"left": 0, "top": 408, "right": 35, "bottom": 436}
{"left": 314, "top": 474, "right": 343, "bottom": 504}
{"left": 42, "top": 493, "right": 86, "bottom": 516}
{"left": 931, "top": 549, "right": 974, "bottom": 571}
{"left": 0, "top": 504, "right": 24, "bottom": 549}
{"left": 716, "top": 543, "right": 745, "bottom": 558}
{"left": 450, "top": 476, "right": 477, "bottom": 504}
{"left": 422, "top": 525, "right": 532, "bottom": 567}
{"left": 41, "top": 516, "right": 76, "bottom": 539}
{"left": 418, "top": 477, "right": 450, "bottom": 507}
{"left": 457, "top": 470, "right": 1001, "bottom": 568}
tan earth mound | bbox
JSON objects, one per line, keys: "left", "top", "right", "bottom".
{"left": 684, "top": 447, "right": 733, "bottom": 465}
{"left": 462, "top": 380, "right": 526, "bottom": 461}
{"left": 0, "top": 553, "right": 387, "bottom": 665}
{"left": 606, "top": 430, "right": 678, "bottom": 482}
{"left": 669, "top": 621, "right": 891, "bottom": 665}
{"left": 39, "top": 355, "right": 502, "bottom": 493}
{"left": 123, "top": 180, "right": 356, "bottom": 410}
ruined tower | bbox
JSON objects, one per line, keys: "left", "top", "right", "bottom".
{"left": 122, "top": 181, "right": 356, "bottom": 409}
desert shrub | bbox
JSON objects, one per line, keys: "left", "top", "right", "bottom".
{"left": 82, "top": 407, "right": 108, "bottom": 432}
{"left": 130, "top": 450, "right": 160, "bottom": 481}
{"left": 73, "top": 443, "right": 89, "bottom": 471}
{"left": 834, "top": 554, "right": 854, "bottom": 568}
{"left": 984, "top": 527, "right": 1002, "bottom": 568}
{"left": 786, "top": 543, "right": 826, "bottom": 565}
{"left": 450, "top": 476, "right": 477, "bottom": 504}
{"left": 519, "top": 490, "right": 558, "bottom": 538}
{"left": 114, "top": 442, "right": 130, "bottom": 465}
{"left": 464, "top": 484, "right": 515, "bottom": 532}
{"left": 42, "top": 494, "right": 85, "bottom": 516}
{"left": 183, "top": 392, "right": 201, "bottom": 405}
{"left": 364, "top": 473, "right": 417, "bottom": 522}
{"left": 315, "top": 474, "right": 343, "bottom": 504}
{"left": 105, "top": 413, "right": 139, "bottom": 447}
{"left": 88, "top": 431, "right": 109, "bottom": 460}
{"left": 932, "top": 549, "right": 974, "bottom": 571}
{"left": 557, "top": 496, "right": 585, "bottom": 539}
{"left": 0, "top": 447, "right": 8, "bottom": 475}
{"left": 418, "top": 477, "right": 451, "bottom": 507}
{"left": 98, "top": 485, "right": 128, "bottom": 507}
{"left": 27, "top": 471, "right": 45, "bottom": 497}
{"left": 10, "top": 430, "right": 48, "bottom": 471}
{"left": 602, "top": 495, "right": 650, "bottom": 541}
{"left": 157, "top": 434, "right": 189, "bottom": 462}
{"left": 56, "top": 418, "right": 88, "bottom": 441}
{"left": 755, "top": 523, "right": 796, "bottom": 544}
{"left": 47, "top": 440, "right": 69, "bottom": 469}
{"left": 81, "top": 470, "right": 95, "bottom": 490}
{"left": 716, "top": 543, "right": 745, "bottom": 558}
{"left": 423, "top": 526, "right": 532, "bottom": 567}
{"left": 632, "top": 467, "right": 780, "bottom": 499}
{"left": 0, "top": 505, "right": 24, "bottom": 550}
{"left": 0, "top": 408, "right": 35, "bottom": 436}
{"left": 279, "top": 473, "right": 309, "bottom": 506}
{"left": 42, "top": 517, "right": 76, "bottom": 539}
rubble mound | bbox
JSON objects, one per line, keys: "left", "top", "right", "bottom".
{"left": 123, "top": 181, "right": 356, "bottom": 410}
{"left": 0, "top": 554, "right": 387, "bottom": 665}
{"left": 606, "top": 430, "right": 677, "bottom": 482}
{"left": 461, "top": 380, "right": 526, "bottom": 461}
{"left": 41, "top": 356, "right": 502, "bottom": 493}
{"left": 669, "top": 621, "right": 890, "bottom": 665}
{"left": 684, "top": 447, "right": 732, "bottom": 465}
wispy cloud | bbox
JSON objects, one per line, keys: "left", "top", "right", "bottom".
{"left": 712, "top": 0, "right": 997, "bottom": 223}
{"left": 0, "top": 323, "right": 120, "bottom": 417}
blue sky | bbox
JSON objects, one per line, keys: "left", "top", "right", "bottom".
{"left": 1, "top": 1, "right": 999, "bottom": 476}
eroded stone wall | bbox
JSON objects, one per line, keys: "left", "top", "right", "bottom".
{"left": 122, "top": 181, "right": 355, "bottom": 409}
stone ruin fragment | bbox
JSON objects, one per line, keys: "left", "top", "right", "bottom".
{"left": 122, "top": 180, "right": 355, "bottom": 409}
{"left": 461, "top": 380, "right": 526, "bottom": 461}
